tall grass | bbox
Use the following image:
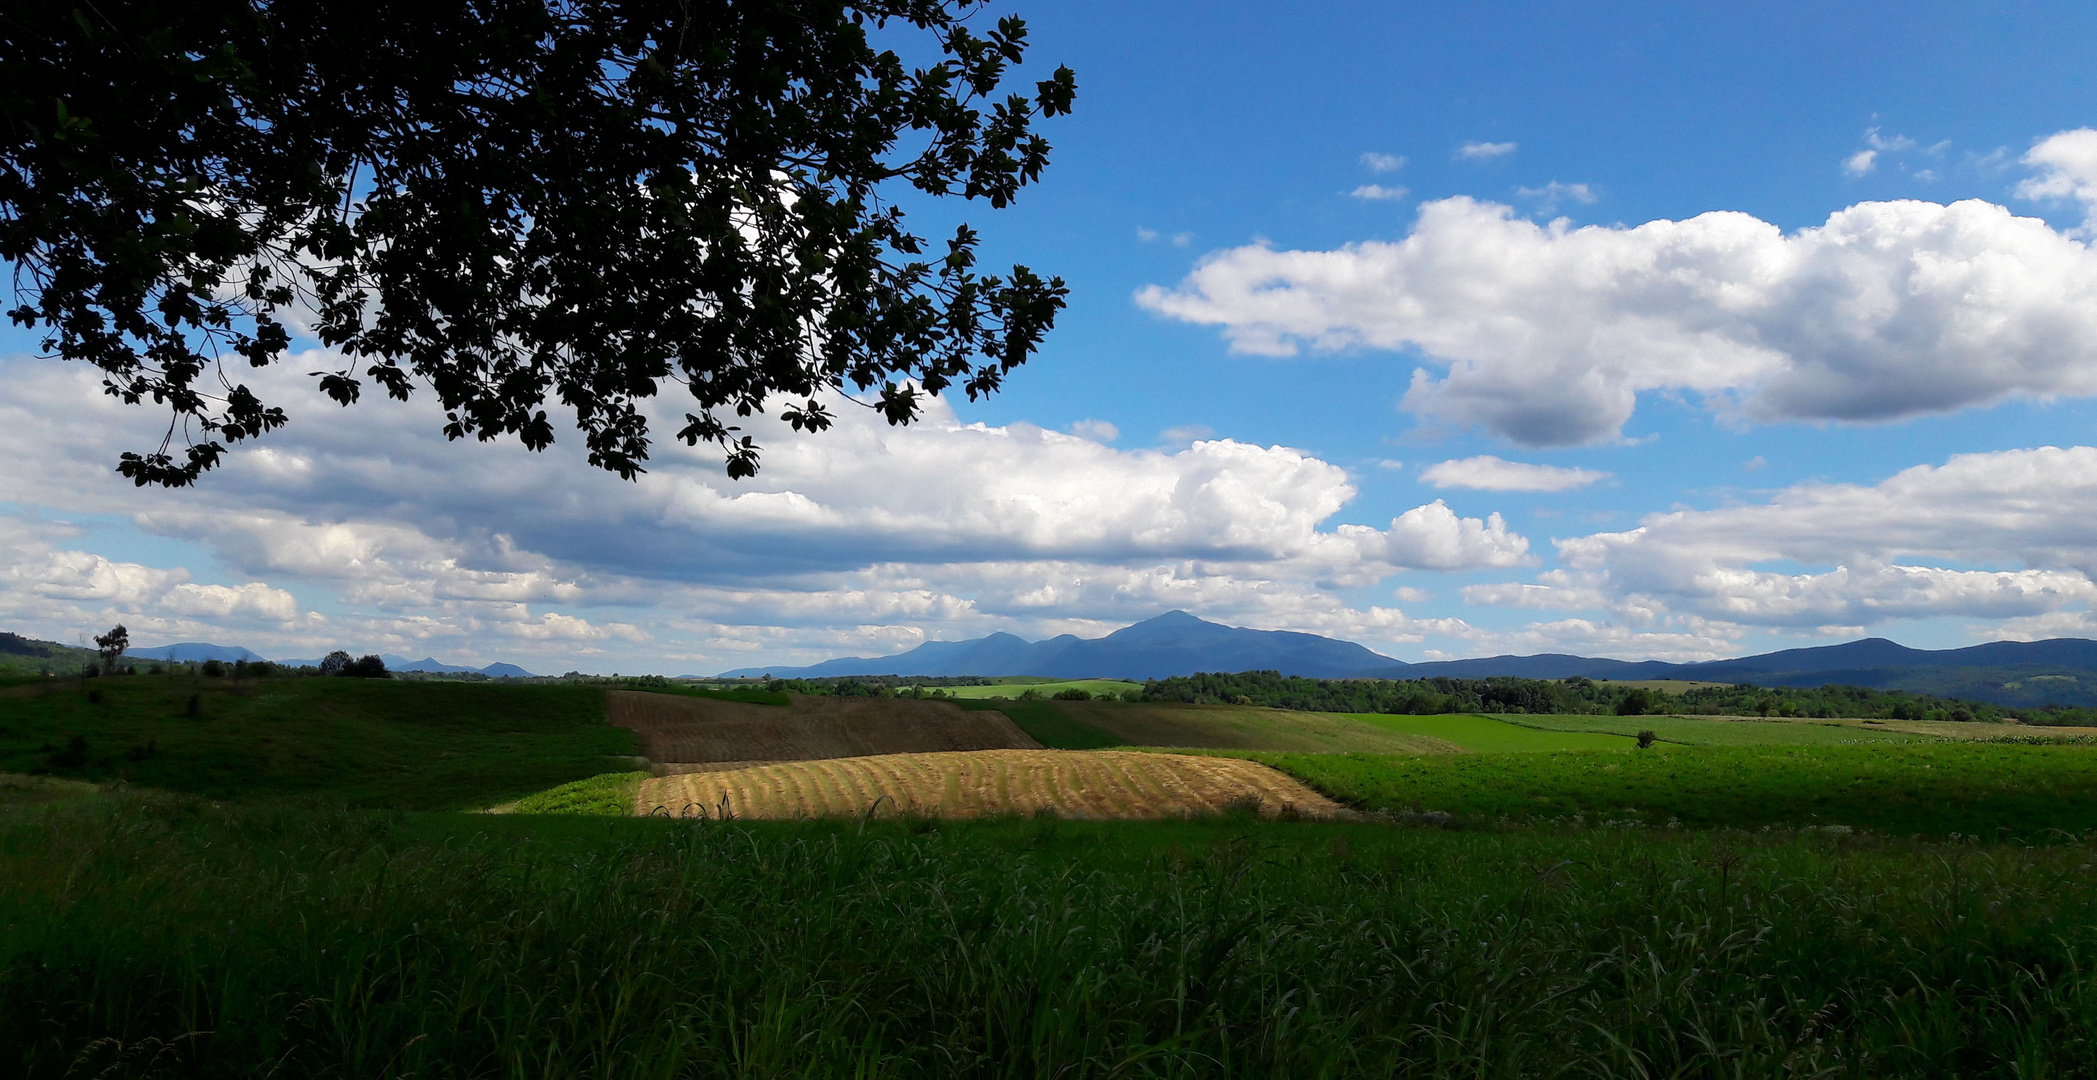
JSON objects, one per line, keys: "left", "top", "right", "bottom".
{"left": 5, "top": 795, "right": 2096, "bottom": 1077}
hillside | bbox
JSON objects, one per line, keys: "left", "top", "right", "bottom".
{"left": 0, "top": 675, "right": 631, "bottom": 808}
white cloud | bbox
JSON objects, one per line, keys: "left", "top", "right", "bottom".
{"left": 1535, "top": 446, "right": 2097, "bottom": 629}
{"left": 1351, "top": 184, "right": 1409, "bottom": 201}
{"left": 1138, "top": 173, "right": 2097, "bottom": 446}
{"left": 1515, "top": 181, "right": 1597, "bottom": 211}
{"left": 2018, "top": 127, "right": 2097, "bottom": 237}
{"left": 0, "top": 356, "right": 1529, "bottom": 670}
{"left": 1067, "top": 419, "right": 1119, "bottom": 443}
{"left": 1421, "top": 455, "right": 1609, "bottom": 492}
{"left": 1137, "top": 227, "right": 1193, "bottom": 246}
{"left": 1361, "top": 152, "right": 1406, "bottom": 172}
{"left": 1459, "top": 140, "right": 1517, "bottom": 160}
{"left": 1158, "top": 424, "right": 1215, "bottom": 446}
{"left": 1842, "top": 149, "right": 1878, "bottom": 176}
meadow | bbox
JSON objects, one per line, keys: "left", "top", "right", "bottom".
{"left": 11, "top": 675, "right": 2097, "bottom": 1076}
{"left": 0, "top": 675, "right": 632, "bottom": 808}
{"left": 1245, "top": 742, "right": 2097, "bottom": 836}
{"left": 6, "top": 795, "right": 2097, "bottom": 1078}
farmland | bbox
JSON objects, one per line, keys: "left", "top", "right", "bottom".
{"left": 0, "top": 674, "right": 630, "bottom": 808}
{"left": 1245, "top": 742, "right": 2097, "bottom": 836}
{"left": 11, "top": 673, "right": 2097, "bottom": 1075}
{"left": 941, "top": 678, "right": 1141, "bottom": 699}
{"left": 635, "top": 748, "right": 1347, "bottom": 820}
{"left": 8, "top": 795, "right": 2097, "bottom": 1077}
{"left": 608, "top": 689, "right": 1039, "bottom": 766}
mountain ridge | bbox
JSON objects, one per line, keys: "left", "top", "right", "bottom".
{"left": 724, "top": 617, "right": 2097, "bottom": 707}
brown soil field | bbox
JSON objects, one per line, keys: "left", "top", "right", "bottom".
{"left": 635, "top": 749, "right": 1350, "bottom": 820}
{"left": 608, "top": 690, "right": 1041, "bottom": 767}
{"left": 1048, "top": 700, "right": 1459, "bottom": 753}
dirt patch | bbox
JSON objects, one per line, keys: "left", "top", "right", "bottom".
{"left": 609, "top": 690, "right": 1041, "bottom": 767}
{"left": 635, "top": 749, "right": 1350, "bottom": 820}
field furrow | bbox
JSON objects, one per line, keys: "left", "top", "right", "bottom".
{"left": 637, "top": 750, "right": 1348, "bottom": 820}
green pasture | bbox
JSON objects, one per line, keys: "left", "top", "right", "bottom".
{"left": 942, "top": 678, "right": 1140, "bottom": 699}
{"left": 1497, "top": 711, "right": 1933, "bottom": 745}
{"left": 0, "top": 676, "right": 634, "bottom": 809}
{"left": 1250, "top": 742, "right": 2097, "bottom": 836}
{"left": 1347, "top": 712, "right": 1637, "bottom": 752}
{"left": 6, "top": 796, "right": 2097, "bottom": 1078}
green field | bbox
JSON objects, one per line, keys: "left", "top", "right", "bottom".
{"left": 5, "top": 797, "right": 2097, "bottom": 1078}
{"left": 1496, "top": 710, "right": 1934, "bottom": 745}
{"left": 941, "top": 678, "right": 1141, "bottom": 699}
{"left": 1249, "top": 742, "right": 2097, "bottom": 836}
{"left": 12, "top": 676, "right": 2097, "bottom": 1074}
{"left": 1348, "top": 712, "right": 1637, "bottom": 751}
{"left": 0, "top": 676, "right": 634, "bottom": 809}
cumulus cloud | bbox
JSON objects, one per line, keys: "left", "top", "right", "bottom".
{"left": 2019, "top": 127, "right": 2097, "bottom": 237}
{"left": 1421, "top": 456, "right": 1608, "bottom": 492}
{"left": 0, "top": 355, "right": 1527, "bottom": 669}
{"left": 1842, "top": 149, "right": 1878, "bottom": 177}
{"left": 1467, "top": 446, "right": 2097, "bottom": 631}
{"left": 1459, "top": 140, "right": 1517, "bottom": 160}
{"left": 1067, "top": 419, "right": 1119, "bottom": 443}
{"left": 1138, "top": 179, "right": 2097, "bottom": 445}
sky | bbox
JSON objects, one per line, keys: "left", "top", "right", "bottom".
{"left": 6, "top": 0, "right": 2097, "bottom": 674}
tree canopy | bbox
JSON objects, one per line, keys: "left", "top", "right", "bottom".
{"left": 2, "top": 0, "right": 1074, "bottom": 486}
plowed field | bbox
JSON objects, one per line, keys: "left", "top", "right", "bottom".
{"left": 635, "top": 749, "right": 1348, "bottom": 820}
{"left": 609, "top": 690, "right": 1040, "bottom": 766}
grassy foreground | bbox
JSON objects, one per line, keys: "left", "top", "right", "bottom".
{"left": 1249, "top": 743, "right": 2097, "bottom": 836}
{"left": 5, "top": 795, "right": 2096, "bottom": 1078}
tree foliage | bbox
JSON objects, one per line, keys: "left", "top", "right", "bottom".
{"left": 92, "top": 624, "right": 129, "bottom": 673}
{"left": 3, "top": 0, "right": 1074, "bottom": 486}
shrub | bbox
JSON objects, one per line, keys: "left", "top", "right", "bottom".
{"left": 1637, "top": 730, "right": 1657, "bottom": 749}
{"left": 202, "top": 659, "right": 225, "bottom": 678}
{"left": 1051, "top": 688, "right": 1092, "bottom": 701}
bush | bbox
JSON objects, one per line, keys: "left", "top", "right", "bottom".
{"left": 345, "top": 655, "right": 390, "bottom": 679}
{"left": 202, "top": 659, "right": 225, "bottom": 678}
{"left": 1637, "top": 730, "right": 1657, "bottom": 749}
{"left": 1051, "top": 688, "right": 1092, "bottom": 701}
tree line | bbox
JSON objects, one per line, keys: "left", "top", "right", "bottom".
{"left": 1135, "top": 670, "right": 2097, "bottom": 724}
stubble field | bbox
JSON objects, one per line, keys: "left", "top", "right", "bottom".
{"left": 636, "top": 748, "right": 1348, "bottom": 820}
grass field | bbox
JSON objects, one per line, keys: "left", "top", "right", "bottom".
{"left": 635, "top": 749, "right": 1347, "bottom": 820}
{"left": 1046, "top": 699, "right": 1462, "bottom": 752}
{"left": 1249, "top": 742, "right": 2097, "bottom": 836}
{"left": 941, "top": 679, "right": 1141, "bottom": 699}
{"left": 6, "top": 797, "right": 2097, "bottom": 1077}
{"left": 1495, "top": 711, "right": 1934, "bottom": 745}
{"left": 1348, "top": 712, "right": 1638, "bottom": 751}
{"left": 0, "top": 675, "right": 633, "bottom": 809}
{"left": 954, "top": 697, "right": 1129, "bottom": 749}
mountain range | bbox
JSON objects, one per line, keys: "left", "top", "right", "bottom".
{"left": 723, "top": 611, "right": 2097, "bottom": 708}
{"left": 130, "top": 642, "right": 535, "bottom": 678}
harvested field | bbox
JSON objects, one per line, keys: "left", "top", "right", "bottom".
{"left": 608, "top": 690, "right": 1040, "bottom": 767}
{"left": 636, "top": 749, "right": 1349, "bottom": 820}
{"left": 1047, "top": 699, "right": 1459, "bottom": 753}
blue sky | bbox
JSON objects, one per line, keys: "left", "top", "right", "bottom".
{"left": 6, "top": 1, "right": 2097, "bottom": 672}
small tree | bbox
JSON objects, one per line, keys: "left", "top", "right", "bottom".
{"left": 93, "top": 624, "right": 129, "bottom": 674}
{"left": 317, "top": 650, "right": 354, "bottom": 676}
{"left": 1636, "top": 730, "right": 1657, "bottom": 749}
